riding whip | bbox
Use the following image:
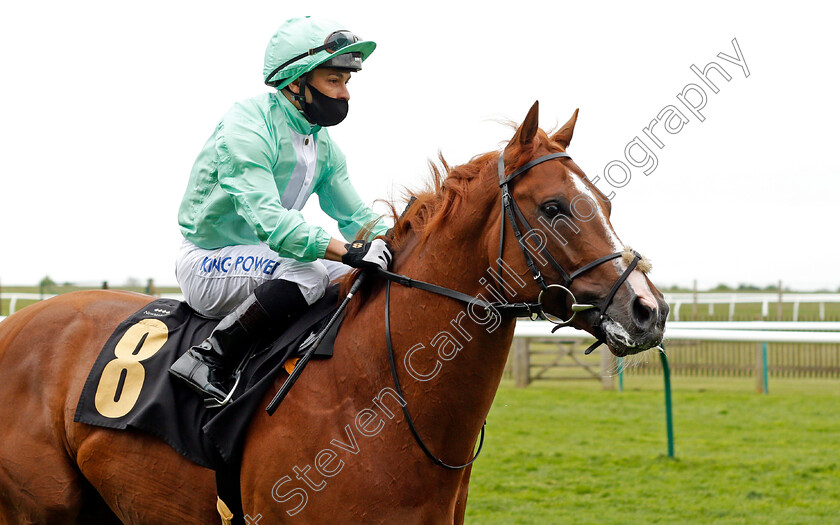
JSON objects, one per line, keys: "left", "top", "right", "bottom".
{"left": 266, "top": 272, "right": 366, "bottom": 416}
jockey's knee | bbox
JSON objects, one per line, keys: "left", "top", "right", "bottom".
{"left": 253, "top": 279, "right": 309, "bottom": 319}
{"left": 277, "top": 262, "right": 330, "bottom": 306}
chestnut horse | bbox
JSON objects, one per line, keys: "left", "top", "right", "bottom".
{"left": 0, "top": 102, "right": 667, "bottom": 524}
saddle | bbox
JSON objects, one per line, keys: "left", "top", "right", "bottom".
{"left": 73, "top": 284, "right": 344, "bottom": 470}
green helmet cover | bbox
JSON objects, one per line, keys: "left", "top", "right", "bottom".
{"left": 263, "top": 16, "right": 376, "bottom": 90}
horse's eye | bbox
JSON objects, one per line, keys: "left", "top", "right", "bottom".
{"left": 541, "top": 202, "right": 562, "bottom": 218}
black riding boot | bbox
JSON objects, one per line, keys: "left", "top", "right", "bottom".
{"left": 169, "top": 279, "right": 308, "bottom": 404}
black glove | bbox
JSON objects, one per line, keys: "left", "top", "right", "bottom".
{"left": 342, "top": 238, "right": 393, "bottom": 271}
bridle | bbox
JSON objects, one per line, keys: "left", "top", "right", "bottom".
{"left": 382, "top": 150, "right": 645, "bottom": 346}
{"left": 376, "top": 148, "right": 645, "bottom": 470}
{"left": 494, "top": 150, "right": 643, "bottom": 351}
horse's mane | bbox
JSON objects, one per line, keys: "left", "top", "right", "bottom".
{"left": 390, "top": 151, "right": 497, "bottom": 250}
{"left": 340, "top": 128, "right": 562, "bottom": 319}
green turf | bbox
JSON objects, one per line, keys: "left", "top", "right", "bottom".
{"left": 465, "top": 378, "right": 840, "bottom": 524}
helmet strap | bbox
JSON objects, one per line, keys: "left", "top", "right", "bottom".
{"left": 294, "top": 74, "right": 308, "bottom": 112}
{"left": 283, "top": 75, "right": 309, "bottom": 111}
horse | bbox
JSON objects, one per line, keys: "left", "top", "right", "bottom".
{"left": 0, "top": 101, "right": 668, "bottom": 524}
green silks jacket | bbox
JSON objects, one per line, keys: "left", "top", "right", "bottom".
{"left": 178, "top": 91, "right": 387, "bottom": 262}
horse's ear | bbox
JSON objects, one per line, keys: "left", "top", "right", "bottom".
{"left": 511, "top": 100, "right": 540, "bottom": 147}
{"left": 552, "top": 108, "right": 579, "bottom": 149}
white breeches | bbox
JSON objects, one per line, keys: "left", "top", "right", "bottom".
{"left": 175, "top": 238, "right": 352, "bottom": 318}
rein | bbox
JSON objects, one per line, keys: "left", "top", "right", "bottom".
{"left": 377, "top": 149, "right": 646, "bottom": 470}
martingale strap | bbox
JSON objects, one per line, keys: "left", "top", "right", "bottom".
{"left": 384, "top": 280, "right": 485, "bottom": 470}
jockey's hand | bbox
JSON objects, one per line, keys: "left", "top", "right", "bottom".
{"left": 342, "top": 238, "right": 393, "bottom": 271}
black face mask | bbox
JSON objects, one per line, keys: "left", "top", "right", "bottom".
{"left": 301, "top": 82, "right": 349, "bottom": 127}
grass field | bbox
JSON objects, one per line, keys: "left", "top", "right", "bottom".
{"left": 465, "top": 377, "right": 839, "bottom": 524}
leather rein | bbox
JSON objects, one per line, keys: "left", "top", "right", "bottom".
{"left": 376, "top": 149, "right": 642, "bottom": 469}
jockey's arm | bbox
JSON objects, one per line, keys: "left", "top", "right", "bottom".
{"left": 324, "top": 238, "right": 349, "bottom": 261}
{"left": 315, "top": 154, "right": 390, "bottom": 247}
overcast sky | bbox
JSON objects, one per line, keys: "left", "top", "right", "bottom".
{"left": 1, "top": 1, "right": 837, "bottom": 290}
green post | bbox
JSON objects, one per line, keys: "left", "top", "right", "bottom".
{"left": 617, "top": 356, "right": 624, "bottom": 392}
{"left": 762, "top": 342, "right": 769, "bottom": 395}
{"left": 659, "top": 347, "right": 674, "bottom": 458}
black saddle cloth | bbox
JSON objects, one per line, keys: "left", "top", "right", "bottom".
{"left": 74, "top": 285, "right": 343, "bottom": 469}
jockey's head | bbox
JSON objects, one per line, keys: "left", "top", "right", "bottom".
{"left": 263, "top": 16, "right": 376, "bottom": 126}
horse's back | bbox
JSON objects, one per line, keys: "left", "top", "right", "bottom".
{"left": 0, "top": 290, "right": 152, "bottom": 412}
{"left": 0, "top": 291, "right": 154, "bottom": 523}
{"left": 0, "top": 289, "right": 151, "bottom": 432}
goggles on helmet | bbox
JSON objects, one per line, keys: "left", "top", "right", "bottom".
{"left": 266, "top": 30, "right": 360, "bottom": 87}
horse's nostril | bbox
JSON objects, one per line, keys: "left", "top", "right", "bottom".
{"left": 631, "top": 296, "right": 655, "bottom": 330}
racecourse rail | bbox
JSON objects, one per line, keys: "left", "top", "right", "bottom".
{"left": 5, "top": 291, "right": 840, "bottom": 321}
{"left": 3, "top": 294, "right": 840, "bottom": 388}
{"left": 0, "top": 292, "right": 186, "bottom": 320}
{"left": 515, "top": 321, "right": 840, "bottom": 342}
{"left": 512, "top": 321, "right": 840, "bottom": 391}
{"left": 663, "top": 292, "right": 840, "bottom": 321}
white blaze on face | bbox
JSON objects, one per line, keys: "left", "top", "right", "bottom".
{"left": 626, "top": 268, "right": 658, "bottom": 311}
{"left": 568, "top": 173, "right": 658, "bottom": 312}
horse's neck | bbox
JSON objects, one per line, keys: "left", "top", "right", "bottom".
{"left": 361, "top": 185, "right": 516, "bottom": 459}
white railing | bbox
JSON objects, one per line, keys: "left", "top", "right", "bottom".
{"left": 511, "top": 320, "right": 840, "bottom": 391}
{"left": 5, "top": 291, "right": 839, "bottom": 322}
{"left": 1, "top": 293, "right": 58, "bottom": 316}
{"left": 514, "top": 320, "right": 840, "bottom": 341}
{"left": 662, "top": 292, "right": 840, "bottom": 321}
{"left": 652, "top": 321, "right": 840, "bottom": 332}
{"left": 0, "top": 292, "right": 185, "bottom": 320}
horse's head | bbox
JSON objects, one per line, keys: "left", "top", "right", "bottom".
{"left": 493, "top": 101, "right": 668, "bottom": 356}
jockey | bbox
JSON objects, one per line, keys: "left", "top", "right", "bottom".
{"left": 170, "top": 16, "right": 392, "bottom": 403}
